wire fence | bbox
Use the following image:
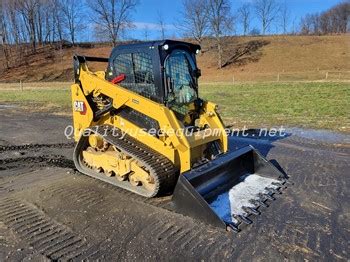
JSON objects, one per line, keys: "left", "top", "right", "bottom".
{"left": 0, "top": 70, "right": 349, "bottom": 91}
{"left": 200, "top": 70, "right": 350, "bottom": 84}
{"left": 0, "top": 81, "right": 70, "bottom": 90}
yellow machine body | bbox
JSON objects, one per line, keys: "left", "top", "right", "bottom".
{"left": 71, "top": 66, "right": 227, "bottom": 174}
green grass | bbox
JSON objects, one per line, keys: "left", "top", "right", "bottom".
{"left": 0, "top": 88, "right": 71, "bottom": 112}
{"left": 200, "top": 82, "right": 350, "bottom": 132}
{"left": 0, "top": 82, "right": 349, "bottom": 132}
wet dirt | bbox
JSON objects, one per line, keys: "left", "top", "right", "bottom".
{"left": 0, "top": 110, "right": 349, "bottom": 261}
{"left": 286, "top": 127, "right": 350, "bottom": 144}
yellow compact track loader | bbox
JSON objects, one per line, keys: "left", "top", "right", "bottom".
{"left": 71, "top": 40, "right": 287, "bottom": 232}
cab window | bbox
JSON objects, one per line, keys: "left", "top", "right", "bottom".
{"left": 112, "top": 52, "right": 156, "bottom": 99}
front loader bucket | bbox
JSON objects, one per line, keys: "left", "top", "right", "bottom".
{"left": 172, "top": 145, "right": 287, "bottom": 232}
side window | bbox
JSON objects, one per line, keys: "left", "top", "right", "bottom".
{"left": 133, "top": 53, "right": 154, "bottom": 85}
{"left": 113, "top": 53, "right": 134, "bottom": 83}
{"left": 113, "top": 52, "right": 156, "bottom": 99}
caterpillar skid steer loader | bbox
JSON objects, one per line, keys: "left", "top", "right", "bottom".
{"left": 71, "top": 40, "right": 287, "bottom": 232}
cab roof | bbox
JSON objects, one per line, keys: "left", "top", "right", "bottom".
{"left": 111, "top": 39, "right": 201, "bottom": 53}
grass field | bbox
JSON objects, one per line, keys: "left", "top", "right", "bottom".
{"left": 0, "top": 82, "right": 349, "bottom": 132}
{"left": 201, "top": 82, "right": 349, "bottom": 132}
{"left": 0, "top": 88, "right": 71, "bottom": 112}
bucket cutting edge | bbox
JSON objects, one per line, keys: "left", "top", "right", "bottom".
{"left": 172, "top": 145, "right": 287, "bottom": 231}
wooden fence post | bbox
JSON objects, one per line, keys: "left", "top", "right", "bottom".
{"left": 325, "top": 72, "right": 328, "bottom": 80}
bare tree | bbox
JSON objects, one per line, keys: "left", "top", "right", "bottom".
{"left": 157, "top": 10, "right": 166, "bottom": 40}
{"left": 0, "top": 0, "right": 10, "bottom": 69}
{"left": 42, "top": 3, "right": 51, "bottom": 42}
{"left": 299, "top": 2, "right": 350, "bottom": 35}
{"left": 300, "top": 14, "right": 313, "bottom": 35}
{"left": 88, "top": 0, "right": 138, "bottom": 45}
{"left": 36, "top": 1, "right": 43, "bottom": 44}
{"left": 6, "top": 0, "right": 23, "bottom": 44}
{"left": 2, "top": 0, "right": 65, "bottom": 46}
{"left": 16, "top": 0, "right": 41, "bottom": 51}
{"left": 321, "top": 12, "right": 334, "bottom": 34}
{"left": 279, "top": 1, "right": 289, "bottom": 34}
{"left": 0, "top": 0, "right": 6, "bottom": 44}
{"left": 34, "top": 0, "right": 55, "bottom": 45}
{"left": 336, "top": 1, "right": 350, "bottom": 33}
{"left": 237, "top": 3, "right": 251, "bottom": 36}
{"left": 291, "top": 15, "right": 297, "bottom": 35}
{"left": 253, "top": 0, "right": 280, "bottom": 35}
{"left": 321, "top": 2, "right": 350, "bottom": 34}
{"left": 311, "top": 14, "right": 321, "bottom": 34}
{"left": 207, "top": 0, "right": 233, "bottom": 68}
{"left": 51, "top": 0, "right": 64, "bottom": 42}
{"left": 60, "top": 0, "right": 83, "bottom": 45}
{"left": 178, "top": 0, "right": 208, "bottom": 44}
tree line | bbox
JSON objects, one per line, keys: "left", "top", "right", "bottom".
{"left": 0, "top": 0, "right": 349, "bottom": 69}
{"left": 0, "top": 0, "right": 138, "bottom": 51}
{"left": 300, "top": 1, "right": 350, "bottom": 35}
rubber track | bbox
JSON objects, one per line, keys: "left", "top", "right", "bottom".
{"left": 73, "top": 125, "right": 178, "bottom": 197}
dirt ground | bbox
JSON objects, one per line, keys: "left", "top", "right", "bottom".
{"left": 0, "top": 108, "right": 349, "bottom": 261}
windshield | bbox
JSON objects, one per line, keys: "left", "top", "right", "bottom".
{"left": 165, "top": 50, "right": 198, "bottom": 106}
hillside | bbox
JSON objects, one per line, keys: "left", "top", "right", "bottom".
{"left": 199, "top": 34, "right": 350, "bottom": 82}
{"left": 0, "top": 35, "right": 349, "bottom": 83}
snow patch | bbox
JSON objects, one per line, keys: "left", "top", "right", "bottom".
{"left": 209, "top": 174, "right": 279, "bottom": 224}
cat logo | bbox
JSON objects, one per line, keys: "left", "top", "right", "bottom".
{"left": 74, "top": 101, "right": 87, "bottom": 115}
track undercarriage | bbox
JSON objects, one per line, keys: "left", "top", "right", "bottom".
{"left": 73, "top": 125, "right": 177, "bottom": 197}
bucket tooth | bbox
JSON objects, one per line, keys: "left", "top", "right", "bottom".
{"left": 226, "top": 223, "right": 240, "bottom": 233}
{"left": 243, "top": 206, "right": 260, "bottom": 216}
{"left": 274, "top": 188, "right": 282, "bottom": 194}
{"left": 271, "top": 182, "right": 283, "bottom": 189}
{"left": 258, "top": 199, "right": 269, "bottom": 208}
{"left": 248, "top": 199, "right": 260, "bottom": 208}
{"left": 265, "top": 187, "right": 280, "bottom": 195}
{"left": 232, "top": 214, "right": 242, "bottom": 225}
{"left": 238, "top": 215, "right": 252, "bottom": 225}
{"left": 258, "top": 192, "right": 267, "bottom": 201}
{"left": 172, "top": 146, "right": 287, "bottom": 231}
{"left": 279, "top": 178, "right": 290, "bottom": 185}
{"left": 264, "top": 193, "right": 275, "bottom": 201}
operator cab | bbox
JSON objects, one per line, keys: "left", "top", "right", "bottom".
{"left": 106, "top": 40, "right": 202, "bottom": 120}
